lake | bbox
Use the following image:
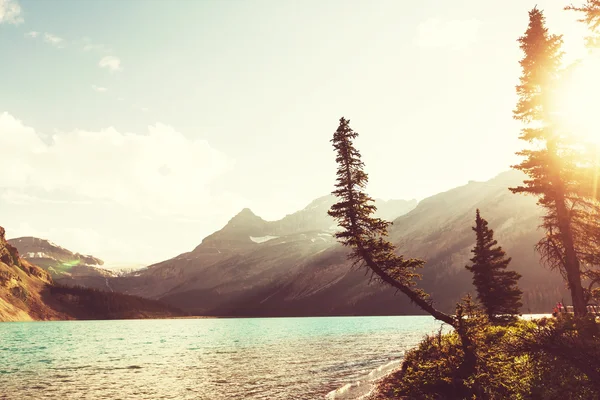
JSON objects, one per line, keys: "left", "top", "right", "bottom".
{"left": 0, "top": 316, "right": 450, "bottom": 399}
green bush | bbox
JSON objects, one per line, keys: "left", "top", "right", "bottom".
{"left": 389, "top": 317, "right": 600, "bottom": 399}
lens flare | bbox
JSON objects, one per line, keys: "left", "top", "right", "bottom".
{"left": 553, "top": 51, "right": 600, "bottom": 146}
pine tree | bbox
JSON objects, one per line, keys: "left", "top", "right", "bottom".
{"left": 511, "top": 7, "right": 588, "bottom": 316}
{"left": 328, "top": 117, "right": 477, "bottom": 395}
{"left": 327, "top": 117, "right": 453, "bottom": 323}
{"left": 566, "top": 1, "right": 600, "bottom": 47}
{"left": 466, "top": 209, "right": 523, "bottom": 323}
{"left": 565, "top": 0, "right": 600, "bottom": 308}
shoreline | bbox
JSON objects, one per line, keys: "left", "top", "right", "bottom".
{"left": 365, "top": 364, "right": 405, "bottom": 400}
{"left": 363, "top": 313, "right": 556, "bottom": 399}
{"left": 326, "top": 358, "right": 407, "bottom": 400}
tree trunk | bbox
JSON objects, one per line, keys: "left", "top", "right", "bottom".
{"left": 554, "top": 194, "right": 588, "bottom": 317}
{"left": 357, "top": 246, "right": 456, "bottom": 326}
{"left": 547, "top": 139, "right": 587, "bottom": 317}
{"left": 357, "top": 246, "right": 479, "bottom": 392}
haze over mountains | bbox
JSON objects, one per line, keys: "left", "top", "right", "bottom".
{"left": 7, "top": 170, "right": 568, "bottom": 317}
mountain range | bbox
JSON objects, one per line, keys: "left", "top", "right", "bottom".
{"left": 7, "top": 236, "right": 115, "bottom": 289}
{"left": 0, "top": 228, "right": 182, "bottom": 321}
{"left": 7, "top": 170, "right": 569, "bottom": 318}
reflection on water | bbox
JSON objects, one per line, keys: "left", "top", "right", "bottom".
{"left": 0, "top": 316, "right": 447, "bottom": 399}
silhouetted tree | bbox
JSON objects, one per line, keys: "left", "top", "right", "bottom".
{"left": 566, "top": 1, "right": 600, "bottom": 47}
{"left": 466, "top": 209, "right": 523, "bottom": 323}
{"left": 328, "top": 117, "right": 477, "bottom": 396}
{"left": 564, "top": 0, "right": 600, "bottom": 308}
{"left": 511, "top": 7, "right": 589, "bottom": 316}
{"left": 328, "top": 117, "right": 445, "bottom": 320}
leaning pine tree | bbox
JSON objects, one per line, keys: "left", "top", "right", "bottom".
{"left": 466, "top": 209, "right": 523, "bottom": 323}
{"left": 511, "top": 7, "right": 588, "bottom": 316}
{"left": 327, "top": 117, "right": 479, "bottom": 397}
{"left": 327, "top": 117, "right": 448, "bottom": 322}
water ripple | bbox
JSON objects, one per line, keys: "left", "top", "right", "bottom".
{"left": 0, "top": 316, "right": 446, "bottom": 399}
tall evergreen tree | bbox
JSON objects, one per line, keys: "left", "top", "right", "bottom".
{"left": 327, "top": 117, "right": 449, "bottom": 322}
{"left": 566, "top": 1, "right": 600, "bottom": 47}
{"left": 565, "top": 0, "right": 600, "bottom": 307}
{"left": 466, "top": 209, "right": 523, "bottom": 323}
{"left": 327, "top": 118, "right": 479, "bottom": 395}
{"left": 511, "top": 7, "right": 589, "bottom": 316}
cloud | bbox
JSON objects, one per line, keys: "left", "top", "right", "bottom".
{"left": 43, "top": 32, "right": 65, "bottom": 48}
{"left": 0, "top": 112, "right": 235, "bottom": 217}
{"left": 0, "top": 0, "right": 23, "bottom": 24}
{"left": 99, "top": 56, "right": 121, "bottom": 71}
{"left": 416, "top": 18, "right": 482, "bottom": 50}
{"left": 24, "top": 31, "right": 67, "bottom": 49}
{"left": 91, "top": 85, "right": 108, "bottom": 93}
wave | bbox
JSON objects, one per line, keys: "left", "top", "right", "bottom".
{"left": 325, "top": 357, "right": 404, "bottom": 400}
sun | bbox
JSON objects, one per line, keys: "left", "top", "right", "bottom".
{"left": 553, "top": 52, "right": 600, "bottom": 146}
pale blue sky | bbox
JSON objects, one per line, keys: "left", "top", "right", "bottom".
{"left": 0, "top": 0, "right": 590, "bottom": 264}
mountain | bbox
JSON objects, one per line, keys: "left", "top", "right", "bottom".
{"left": 110, "top": 171, "right": 566, "bottom": 316}
{"left": 0, "top": 226, "right": 63, "bottom": 321}
{"left": 8, "top": 236, "right": 115, "bottom": 290}
{"left": 0, "top": 227, "right": 184, "bottom": 321}
{"left": 385, "top": 170, "right": 563, "bottom": 313}
{"left": 108, "top": 196, "right": 417, "bottom": 306}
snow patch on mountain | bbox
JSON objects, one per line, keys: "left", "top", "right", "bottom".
{"left": 249, "top": 235, "right": 279, "bottom": 244}
{"left": 26, "top": 252, "right": 51, "bottom": 259}
{"left": 47, "top": 241, "right": 67, "bottom": 251}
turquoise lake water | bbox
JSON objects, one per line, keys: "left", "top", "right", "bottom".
{"left": 0, "top": 316, "right": 449, "bottom": 399}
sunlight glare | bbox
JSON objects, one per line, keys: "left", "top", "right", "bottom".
{"left": 554, "top": 51, "right": 600, "bottom": 145}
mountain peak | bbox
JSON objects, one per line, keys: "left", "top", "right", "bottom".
{"left": 220, "top": 207, "right": 268, "bottom": 230}
{"left": 237, "top": 207, "right": 256, "bottom": 217}
{"left": 229, "top": 208, "right": 263, "bottom": 224}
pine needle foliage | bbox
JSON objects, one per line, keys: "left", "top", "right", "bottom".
{"left": 466, "top": 209, "right": 523, "bottom": 323}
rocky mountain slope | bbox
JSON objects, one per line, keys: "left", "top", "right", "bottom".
{"left": 0, "top": 227, "right": 183, "bottom": 322}
{"left": 8, "top": 236, "right": 114, "bottom": 290}
{"left": 108, "top": 197, "right": 417, "bottom": 307}
{"left": 0, "top": 227, "right": 65, "bottom": 321}
{"left": 107, "top": 173, "right": 565, "bottom": 316}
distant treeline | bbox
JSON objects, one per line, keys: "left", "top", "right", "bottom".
{"left": 48, "top": 284, "right": 185, "bottom": 319}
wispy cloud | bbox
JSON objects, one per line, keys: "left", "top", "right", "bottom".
{"left": 24, "top": 31, "right": 66, "bottom": 49}
{"left": 43, "top": 32, "right": 65, "bottom": 48}
{"left": 91, "top": 85, "right": 108, "bottom": 93}
{"left": 99, "top": 56, "right": 121, "bottom": 71}
{"left": 416, "top": 18, "right": 482, "bottom": 50}
{"left": 0, "top": 0, "right": 23, "bottom": 25}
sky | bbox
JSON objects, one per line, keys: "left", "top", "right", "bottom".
{"left": 0, "top": 0, "right": 592, "bottom": 265}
